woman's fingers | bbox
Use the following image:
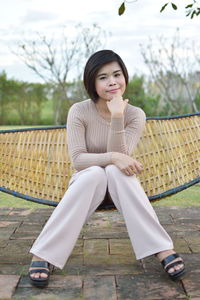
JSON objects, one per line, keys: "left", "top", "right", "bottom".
{"left": 123, "top": 166, "right": 136, "bottom": 176}
{"left": 124, "top": 99, "right": 129, "bottom": 105}
{"left": 114, "top": 154, "right": 143, "bottom": 176}
{"left": 123, "top": 161, "right": 143, "bottom": 176}
{"left": 135, "top": 162, "right": 143, "bottom": 174}
{"left": 127, "top": 168, "right": 135, "bottom": 176}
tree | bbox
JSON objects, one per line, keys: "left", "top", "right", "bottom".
{"left": 13, "top": 24, "right": 108, "bottom": 124}
{"left": 140, "top": 29, "right": 200, "bottom": 115}
{"left": 0, "top": 71, "right": 48, "bottom": 125}
{"left": 124, "top": 75, "right": 146, "bottom": 108}
{"left": 13, "top": 82, "right": 48, "bottom": 125}
{"left": 124, "top": 75, "right": 160, "bottom": 116}
{"left": 118, "top": 0, "right": 200, "bottom": 18}
{"left": 0, "top": 71, "right": 13, "bottom": 124}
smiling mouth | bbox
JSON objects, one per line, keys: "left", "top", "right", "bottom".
{"left": 107, "top": 88, "right": 120, "bottom": 93}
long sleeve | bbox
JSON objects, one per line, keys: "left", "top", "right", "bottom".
{"left": 107, "top": 107, "right": 146, "bottom": 155}
{"left": 67, "top": 103, "right": 113, "bottom": 171}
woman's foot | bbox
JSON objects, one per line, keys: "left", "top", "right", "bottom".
{"left": 29, "top": 255, "right": 50, "bottom": 287}
{"left": 29, "top": 255, "right": 49, "bottom": 279}
{"left": 156, "top": 250, "right": 183, "bottom": 273}
{"left": 156, "top": 249, "right": 185, "bottom": 280}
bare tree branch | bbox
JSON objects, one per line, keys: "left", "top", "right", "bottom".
{"left": 140, "top": 29, "right": 199, "bottom": 114}
{"left": 12, "top": 23, "right": 108, "bottom": 124}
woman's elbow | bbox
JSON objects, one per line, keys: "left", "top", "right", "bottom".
{"left": 71, "top": 156, "right": 86, "bottom": 172}
{"left": 71, "top": 160, "right": 82, "bottom": 172}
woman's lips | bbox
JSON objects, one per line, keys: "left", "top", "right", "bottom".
{"left": 107, "top": 88, "right": 120, "bottom": 93}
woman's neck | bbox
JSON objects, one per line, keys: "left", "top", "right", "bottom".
{"left": 95, "top": 99, "right": 110, "bottom": 114}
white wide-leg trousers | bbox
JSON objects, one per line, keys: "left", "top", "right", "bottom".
{"left": 30, "top": 165, "right": 173, "bottom": 269}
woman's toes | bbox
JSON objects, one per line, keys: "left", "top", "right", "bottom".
{"left": 31, "top": 273, "right": 39, "bottom": 279}
{"left": 168, "top": 267, "right": 175, "bottom": 273}
{"left": 175, "top": 264, "right": 184, "bottom": 271}
{"left": 168, "top": 262, "right": 184, "bottom": 273}
{"left": 30, "top": 271, "right": 48, "bottom": 279}
{"left": 40, "top": 273, "right": 48, "bottom": 278}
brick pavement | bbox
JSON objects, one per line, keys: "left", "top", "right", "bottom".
{"left": 0, "top": 206, "right": 200, "bottom": 299}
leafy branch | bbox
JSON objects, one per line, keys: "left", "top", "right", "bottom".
{"left": 118, "top": 0, "right": 200, "bottom": 18}
{"left": 160, "top": 1, "right": 200, "bottom": 18}
{"left": 118, "top": 0, "right": 138, "bottom": 16}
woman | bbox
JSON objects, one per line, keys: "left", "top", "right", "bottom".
{"left": 29, "top": 50, "right": 185, "bottom": 287}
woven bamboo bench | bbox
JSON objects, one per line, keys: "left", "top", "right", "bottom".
{"left": 0, "top": 113, "right": 199, "bottom": 208}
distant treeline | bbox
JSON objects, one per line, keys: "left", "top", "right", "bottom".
{"left": 0, "top": 71, "right": 199, "bottom": 125}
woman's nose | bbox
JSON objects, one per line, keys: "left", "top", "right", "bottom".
{"left": 108, "top": 77, "right": 116, "bottom": 85}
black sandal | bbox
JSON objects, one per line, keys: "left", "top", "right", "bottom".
{"left": 29, "top": 261, "right": 50, "bottom": 288}
{"left": 161, "top": 253, "right": 186, "bottom": 281}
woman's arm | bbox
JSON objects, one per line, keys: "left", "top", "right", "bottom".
{"left": 107, "top": 96, "right": 146, "bottom": 155}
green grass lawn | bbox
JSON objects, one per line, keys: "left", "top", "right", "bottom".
{"left": 152, "top": 183, "right": 200, "bottom": 206}
{"left": 0, "top": 192, "right": 46, "bottom": 208}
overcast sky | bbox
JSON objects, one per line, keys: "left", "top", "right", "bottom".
{"left": 0, "top": 0, "right": 199, "bottom": 83}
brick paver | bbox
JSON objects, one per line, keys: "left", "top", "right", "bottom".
{"left": 0, "top": 206, "right": 200, "bottom": 299}
{"left": 84, "top": 276, "right": 116, "bottom": 300}
{"left": 0, "top": 275, "right": 20, "bottom": 299}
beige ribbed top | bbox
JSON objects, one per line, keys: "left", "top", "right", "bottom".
{"left": 67, "top": 99, "right": 146, "bottom": 171}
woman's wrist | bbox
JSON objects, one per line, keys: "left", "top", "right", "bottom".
{"left": 111, "top": 152, "right": 119, "bottom": 163}
{"left": 111, "top": 112, "right": 123, "bottom": 118}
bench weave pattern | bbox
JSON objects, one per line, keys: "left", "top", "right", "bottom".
{"left": 0, "top": 113, "right": 199, "bottom": 206}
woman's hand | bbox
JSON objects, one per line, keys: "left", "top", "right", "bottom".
{"left": 111, "top": 152, "right": 143, "bottom": 176}
{"left": 106, "top": 93, "right": 129, "bottom": 117}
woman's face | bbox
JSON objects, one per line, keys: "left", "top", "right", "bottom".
{"left": 95, "top": 61, "right": 126, "bottom": 102}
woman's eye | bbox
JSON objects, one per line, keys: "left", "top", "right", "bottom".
{"left": 99, "top": 76, "right": 106, "bottom": 80}
{"left": 115, "top": 73, "right": 121, "bottom": 77}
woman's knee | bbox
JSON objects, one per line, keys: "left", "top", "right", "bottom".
{"left": 69, "top": 166, "right": 107, "bottom": 188}
{"left": 105, "top": 164, "right": 120, "bottom": 176}
{"left": 86, "top": 166, "right": 107, "bottom": 185}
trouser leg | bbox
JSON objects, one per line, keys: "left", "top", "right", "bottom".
{"left": 30, "top": 166, "right": 107, "bottom": 269}
{"left": 105, "top": 165, "right": 173, "bottom": 260}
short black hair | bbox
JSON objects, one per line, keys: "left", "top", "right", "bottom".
{"left": 83, "top": 50, "right": 129, "bottom": 102}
